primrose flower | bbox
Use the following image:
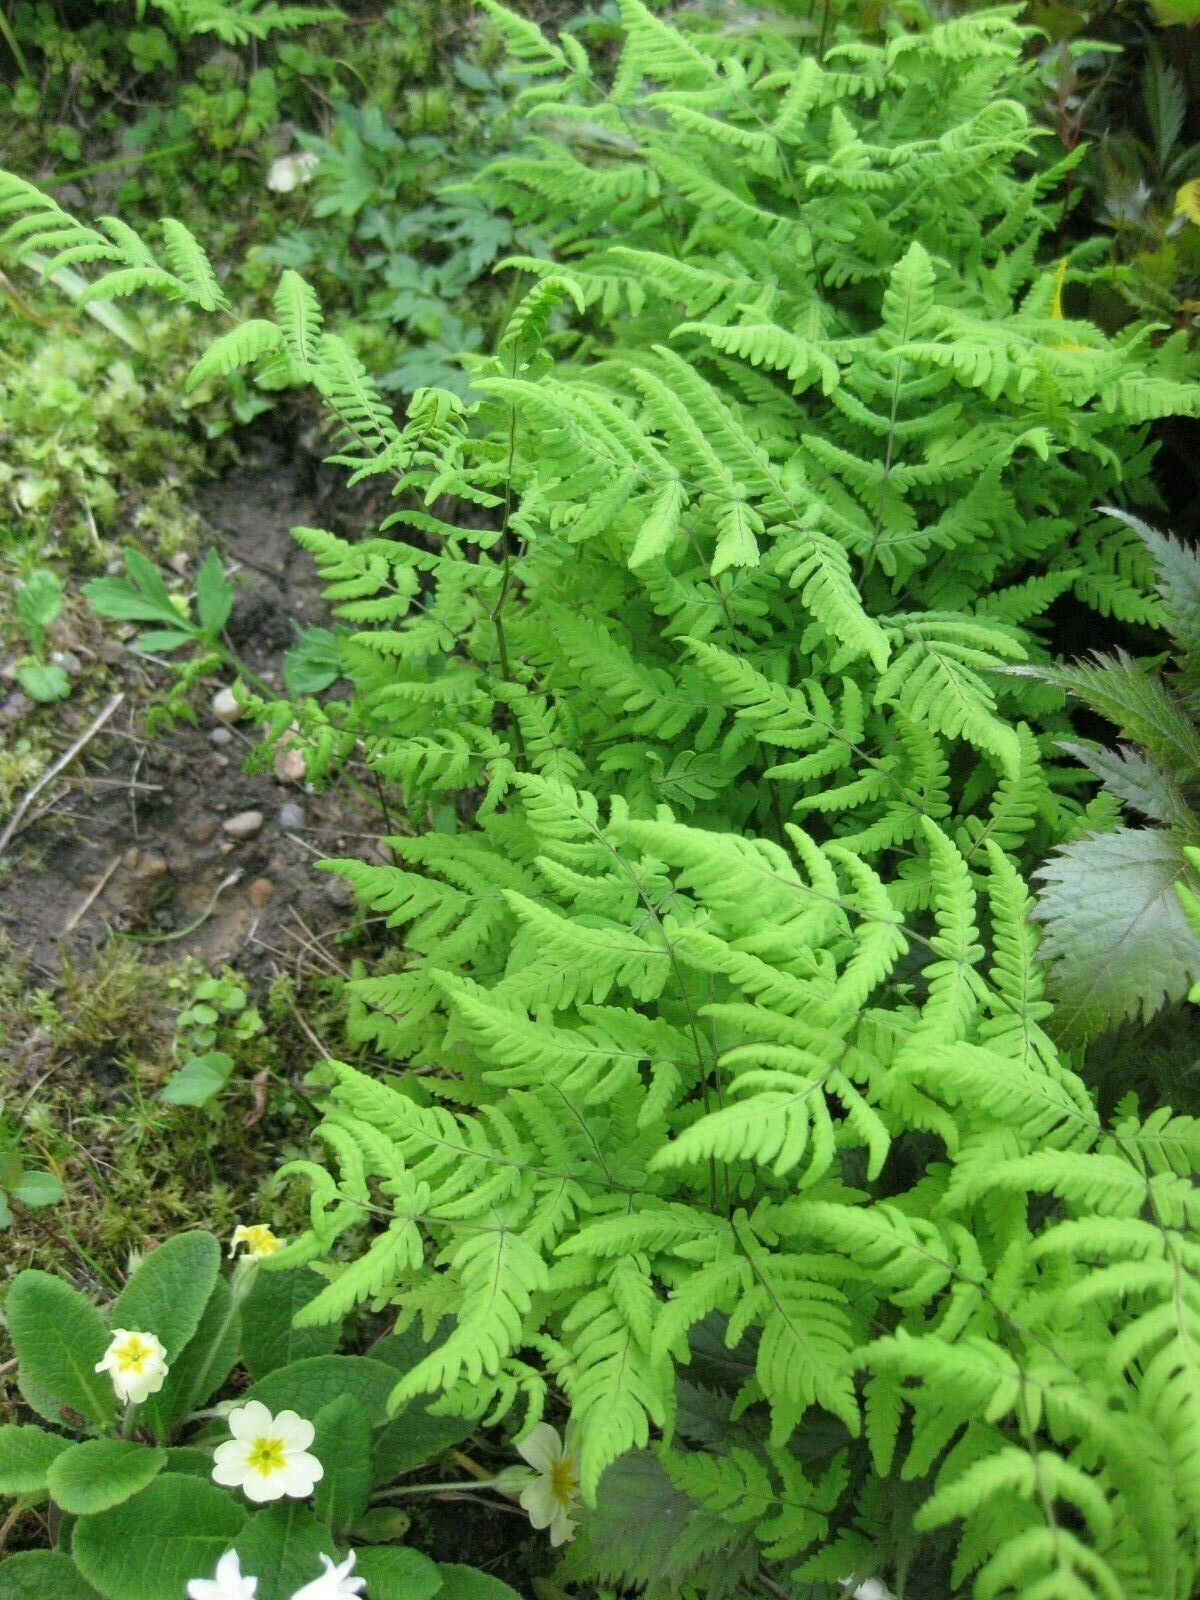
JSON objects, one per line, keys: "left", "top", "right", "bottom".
{"left": 94, "top": 1329, "right": 169, "bottom": 1406}
{"left": 187, "top": 1550, "right": 257, "bottom": 1600}
{"left": 230, "top": 1224, "right": 284, "bottom": 1260}
{"left": 212, "top": 1400, "right": 323, "bottom": 1503}
{"left": 266, "top": 151, "right": 319, "bottom": 193}
{"left": 290, "top": 1550, "right": 366, "bottom": 1600}
{"left": 513, "top": 1422, "right": 580, "bottom": 1547}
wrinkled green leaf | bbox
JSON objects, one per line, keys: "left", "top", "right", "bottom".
{"left": 48, "top": 1440, "right": 168, "bottom": 1514}
{"left": 73, "top": 1475, "right": 246, "bottom": 1600}
{"left": 5, "top": 1270, "right": 115, "bottom": 1428}
{"left": 0, "top": 1423, "right": 71, "bottom": 1495}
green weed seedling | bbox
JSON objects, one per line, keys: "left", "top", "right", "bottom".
{"left": 13, "top": 568, "right": 70, "bottom": 703}
{"left": 0, "top": 1144, "right": 64, "bottom": 1229}
{"left": 161, "top": 974, "right": 265, "bottom": 1109}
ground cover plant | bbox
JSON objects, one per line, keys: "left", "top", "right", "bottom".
{"left": 4, "top": 1, "right": 1200, "bottom": 1599}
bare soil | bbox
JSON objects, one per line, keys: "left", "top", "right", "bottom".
{"left": 0, "top": 439, "right": 378, "bottom": 979}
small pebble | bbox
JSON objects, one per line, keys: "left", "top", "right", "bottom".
{"left": 169, "top": 551, "right": 190, "bottom": 575}
{"left": 210, "top": 726, "right": 233, "bottom": 747}
{"left": 188, "top": 817, "right": 219, "bottom": 844}
{"left": 211, "top": 686, "right": 243, "bottom": 723}
{"left": 122, "top": 847, "right": 141, "bottom": 870}
{"left": 0, "top": 690, "right": 31, "bottom": 720}
{"left": 133, "top": 853, "right": 167, "bottom": 881}
{"left": 223, "top": 810, "right": 264, "bottom": 840}
{"left": 278, "top": 801, "right": 307, "bottom": 830}
{"left": 274, "top": 747, "right": 306, "bottom": 784}
{"left": 246, "top": 877, "right": 275, "bottom": 908}
{"left": 324, "top": 875, "right": 353, "bottom": 906}
{"left": 51, "top": 649, "right": 82, "bottom": 676}
{"left": 99, "top": 640, "right": 124, "bottom": 666}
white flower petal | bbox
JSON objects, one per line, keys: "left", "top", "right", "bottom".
{"left": 186, "top": 1548, "right": 257, "bottom": 1600}
{"left": 212, "top": 1441, "right": 253, "bottom": 1486}
{"left": 548, "top": 1505, "right": 576, "bottom": 1547}
{"left": 278, "top": 1453, "right": 324, "bottom": 1498}
{"left": 273, "top": 1409, "right": 315, "bottom": 1452}
{"left": 227, "top": 1401, "right": 273, "bottom": 1441}
{"left": 515, "top": 1423, "right": 562, "bottom": 1475}
{"left": 519, "top": 1480, "right": 557, "bottom": 1531}
{"left": 242, "top": 1469, "right": 286, "bottom": 1503}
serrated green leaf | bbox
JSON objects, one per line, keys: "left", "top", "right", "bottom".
{"left": 240, "top": 1268, "right": 341, "bottom": 1380}
{"left": 313, "top": 1394, "right": 372, "bottom": 1533}
{"left": 243, "top": 1356, "right": 397, "bottom": 1425}
{"left": 73, "top": 1475, "right": 246, "bottom": 1600}
{"left": 82, "top": 578, "right": 182, "bottom": 628}
{"left": 0, "top": 1551, "right": 104, "bottom": 1600}
{"left": 0, "top": 1423, "right": 71, "bottom": 1495}
{"left": 355, "top": 1547, "right": 444, "bottom": 1600}
{"left": 112, "top": 1232, "right": 221, "bottom": 1365}
{"left": 436, "top": 1564, "right": 522, "bottom": 1600}
{"left": 5, "top": 1270, "right": 115, "bottom": 1428}
{"left": 140, "top": 1276, "right": 241, "bottom": 1436}
{"left": 195, "top": 550, "right": 235, "bottom": 637}
{"left": 234, "top": 1502, "right": 328, "bottom": 1600}
{"left": 48, "top": 1440, "right": 168, "bottom": 1514}
{"left": 16, "top": 660, "right": 71, "bottom": 703}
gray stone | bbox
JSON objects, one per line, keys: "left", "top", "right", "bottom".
{"left": 223, "top": 810, "right": 264, "bottom": 840}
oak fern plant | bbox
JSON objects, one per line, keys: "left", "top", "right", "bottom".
{"left": 5, "top": 3, "right": 1200, "bottom": 1596}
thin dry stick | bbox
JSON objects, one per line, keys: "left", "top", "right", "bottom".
{"left": 63, "top": 853, "right": 121, "bottom": 934}
{"left": 279, "top": 988, "right": 334, "bottom": 1061}
{"left": 0, "top": 690, "right": 124, "bottom": 856}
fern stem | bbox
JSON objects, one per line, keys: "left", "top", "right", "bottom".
{"left": 491, "top": 382, "right": 527, "bottom": 768}
{"left": 0, "top": 9, "right": 31, "bottom": 79}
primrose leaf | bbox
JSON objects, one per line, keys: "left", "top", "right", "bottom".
{"left": 111, "top": 1231, "right": 221, "bottom": 1363}
{"left": 48, "top": 1439, "right": 168, "bottom": 1514}
{"left": 0, "top": 1550, "right": 105, "bottom": 1600}
{"left": 0, "top": 1424, "right": 71, "bottom": 1496}
{"left": 72, "top": 1475, "right": 246, "bottom": 1600}
{"left": 354, "top": 1547, "right": 444, "bottom": 1600}
{"left": 4, "top": 1270, "right": 115, "bottom": 1428}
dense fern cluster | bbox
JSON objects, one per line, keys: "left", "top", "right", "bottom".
{"left": 5, "top": 2, "right": 1200, "bottom": 1595}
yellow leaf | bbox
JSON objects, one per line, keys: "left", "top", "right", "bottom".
{"left": 1049, "top": 257, "right": 1068, "bottom": 320}
{"left": 1175, "top": 179, "right": 1200, "bottom": 224}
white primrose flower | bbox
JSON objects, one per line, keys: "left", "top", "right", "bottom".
{"left": 266, "top": 151, "right": 319, "bottom": 193}
{"left": 187, "top": 1550, "right": 257, "bottom": 1600}
{"left": 94, "top": 1329, "right": 169, "bottom": 1406}
{"left": 513, "top": 1422, "right": 581, "bottom": 1547}
{"left": 840, "top": 1579, "right": 895, "bottom": 1600}
{"left": 212, "top": 1400, "right": 324, "bottom": 1504}
{"left": 289, "top": 1550, "right": 366, "bottom": 1599}
{"left": 230, "top": 1224, "right": 284, "bottom": 1260}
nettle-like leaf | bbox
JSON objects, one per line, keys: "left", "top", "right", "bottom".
{"left": 1034, "top": 828, "right": 1200, "bottom": 1043}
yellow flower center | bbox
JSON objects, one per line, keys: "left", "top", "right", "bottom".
{"left": 549, "top": 1456, "right": 578, "bottom": 1508}
{"left": 114, "top": 1337, "right": 153, "bottom": 1373}
{"left": 239, "top": 1225, "right": 282, "bottom": 1257}
{"left": 246, "top": 1436, "right": 287, "bottom": 1476}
